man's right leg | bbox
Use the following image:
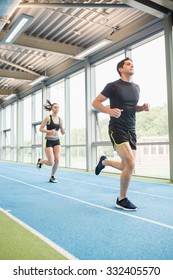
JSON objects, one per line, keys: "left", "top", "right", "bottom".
{"left": 115, "top": 142, "right": 137, "bottom": 210}
{"left": 116, "top": 142, "right": 135, "bottom": 199}
{"left": 103, "top": 158, "right": 123, "bottom": 171}
{"left": 101, "top": 142, "right": 135, "bottom": 198}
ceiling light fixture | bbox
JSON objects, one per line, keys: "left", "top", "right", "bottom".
{"left": 74, "top": 39, "right": 112, "bottom": 60}
{"left": 29, "top": 75, "right": 48, "bottom": 86}
{"left": 2, "top": 14, "right": 33, "bottom": 44}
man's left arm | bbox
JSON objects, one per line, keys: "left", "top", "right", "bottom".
{"left": 136, "top": 103, "right": 150, "bottom": 112}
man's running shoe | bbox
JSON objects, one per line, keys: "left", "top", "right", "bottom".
{"left": 36, "top": 158, "right": 42, "bottom": 169}
{"left": 116, "top": 197, "right": 137, "bottom": 211}
{"left": 49, "top": 176, "right": 57, "bottom": 183}
{"left": 95, "top": 155, "right": 107, "bottom": 175}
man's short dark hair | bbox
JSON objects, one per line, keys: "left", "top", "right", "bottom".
{"left": 117, "top": 57, "right": 132, "bottom": 76}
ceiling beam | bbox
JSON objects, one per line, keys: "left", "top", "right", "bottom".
{"left": 18, "top": 1, "right": 172, "bottom": 14}
{"left": 0, "top": 57, "right": 40, "bottom": 76}
{"left": 0, "top": 69, "right": 38, "bottom": 80}
{"left": 0, "top": 31, "right": 84, "bottom": 57}
{"left": 110, "top": 14, "right": 159, "bottom": 41}
{"left": 13, "top": 35, "right": 84, "bottom": 57}
{"left": 47, "top": 58, "right": 78, "bottom": 77}
{"left": 121, "top": 0, "right": 171, "bottom": 18}
{"left": 19, "top": 3, "right": 130, "bottom": 9}
{"left": 17, "top": 58, "right": 79, "bottom": 93}
{"left": 0, "top": 88, "right": 17, "bottom": 95}
{"left": 149, "top": 0, "right": 173, "bottom": 11}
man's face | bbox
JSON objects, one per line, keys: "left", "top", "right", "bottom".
{"left": 120, "top": 60, "right": 134, "bottom": 76}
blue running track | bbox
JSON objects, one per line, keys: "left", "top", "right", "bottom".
{"left": 0, "top": 161, "right": 173, "bottom": 260}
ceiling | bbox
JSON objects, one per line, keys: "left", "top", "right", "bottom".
{"left": 0, "top": 0, "right": 172, "bottom": 103}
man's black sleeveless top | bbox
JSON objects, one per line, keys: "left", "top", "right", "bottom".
{"left": 101, "top": 79, "right": 140, "bottom": 132}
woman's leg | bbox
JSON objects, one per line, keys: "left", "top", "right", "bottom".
{"left": 51, "top": 145, "right": 61, "bottom": 177}
{"left": 40, "top": 147, "right": 54, "bottom": 166}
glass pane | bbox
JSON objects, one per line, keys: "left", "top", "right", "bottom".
{"left": 135, "top": 143, "right": 169, "bottom": 178}
{"left": 96, "top": 146, "right": 121, "bottom": 174}
{"left": 49, "top": 80, "right": 65, "bottom": 118}
{"left": 35, "top": 91, "right": 42, "bottom": 121}
{"left": 49, "top": 80, "right": 65, "bottom": 145}
{"left": 132, "top": 35, "right": 169, "bottom": 178}
{"left": 59, "top": 146, "right": 65, "bottom": 167}
{"left": 35, "top": 147, "right": 42, "bottom": 161}
{"left": 132, "top": 36, "right": 167, "bottom": 107}
{"left": 5, "top": 131, "right": 11, "bottom": 146}
{"left": 94, "top": 54, "right": 125, "bottom": 141}
{"left": 95, "top": 53, "right": 125, "bottom": 93}
{"left": 12, "top": 148, "right": 17, "bottom": 161}
{"left": 5, "top": 147, "right": 11, "bottom": 160}
{"left": 23, "top": 97, "right": 31, "bottom": 146}
{"left": 12, "top": 103, "right": 17, "bottom": 147}
{"left": 5, "top": 106, "right": 11, "bottom": 129}
{"left": 69, "top": 72, "right": 86, "bottom": 145}
{"left": 35, "top": 125, "right": 42, "bottom": 145}
{"left": 96, "top": 113, "right": 110, "bottom": 141}
{"left": 23, "top": 148, "right": 32, "bottom": 163}
{"left": 70, "top": 147, "right": 86, "bottom": 169}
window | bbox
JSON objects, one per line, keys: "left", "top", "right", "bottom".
{"left": 49, "top": 80, "right": 65, "bottom": 146}
{"left": 93, "top": 53, "right": 125, "bottom": 166}
{"left": 92, "top": 36, "right": 169, "bottom": 178}
{"left": 48, "top": 80, "right": 65, "bottom": 166}
{"left": 69, "top": 71, "right": 86, "bottom": 169}
{"left": 12, "top": 103, "right": 17, "bottom": 148}
{"left": 35, "top": 91, "right": 42, "bottom": 122}
{"left": 1, "top": 106, "right": 11, "bottom": 160}
{"left": 132, "top": 35, "right": 169, "bottom": 178}
{"left": 95, "top": 53, "right": 125, "bottom": 94}
{"left": 23, "top": 96, "right": 31, "bottom": 146}
{"left": 5, "top": 106, "right": 11, "bottom": 129}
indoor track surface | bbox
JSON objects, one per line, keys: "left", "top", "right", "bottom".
{"left": 0, "top": 161, "right": 173, "bottom": 260}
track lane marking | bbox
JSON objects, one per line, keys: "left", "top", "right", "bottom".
{"left": 1, "top": 174, "right": 173, "bottom": 231}
{"left": 1, "top": 165, "right": 173, "bottom": 201}
{"left": 0, "top": 207, "right": 77, "bottom": 260}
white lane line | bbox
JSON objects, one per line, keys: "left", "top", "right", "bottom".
{"left": 1, "top": 165, "right": 173, "bottom": 201}
{"left": 0, "top": 207, "right": 77, "bottom": 260}
{"left": 1, "top": 174, "right": 173, "bottom": 231}
{"left": 57, "top": 177, "right": 173, "bottom": 201}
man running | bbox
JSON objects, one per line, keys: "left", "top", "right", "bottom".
{"left": 92, "top": 57, "right": 150, "bottom": 210}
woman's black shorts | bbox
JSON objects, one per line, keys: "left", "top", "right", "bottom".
{"left": 109, "top": 129, "right": 137, "bottom": 150}
{"left": 46, "top": 138, "right": 60, "bottom": 148}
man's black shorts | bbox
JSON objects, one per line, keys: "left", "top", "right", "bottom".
{"left": 46, "top": 138, "right": 60, "bottom": 148}
{"left": 109, "top": 129, "right": 137, "bottom": 150}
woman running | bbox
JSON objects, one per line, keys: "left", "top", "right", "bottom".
{"left": 37, "top": 100, "right": 65, "bottom": 183}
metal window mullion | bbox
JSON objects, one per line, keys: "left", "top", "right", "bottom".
{"left": 31, "top": 93, "right": 36, "bottom": 163}
{"left": 16, "top": 96, "right": 21, "bottom": 162}
{"left": 42, "top": 85, "right": 48, "bottom": 159}
{"left": 65, "top": 77, "right": 70, "bottom": 167}
{"left": 164, "top": 14, "right": 173, "bottom": 181}
{"left": 11, "top": 104, "right": 14, "bottom": 160}
{"left": 90, "top": 64, "right": 97, "bottom": 170}
{"left": 0, "top": 105, "right": 2, "bottom": 159}
{"left": 85, "top": 59, "right": 92, "bottom": 171}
